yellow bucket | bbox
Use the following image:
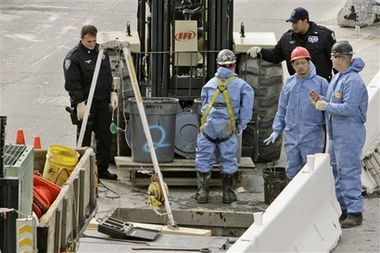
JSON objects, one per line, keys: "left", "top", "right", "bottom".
{"left": 42, "top": 145, "right": 80, "bottom": 186}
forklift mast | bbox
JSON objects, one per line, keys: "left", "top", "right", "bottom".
{"left": 137, "top": 0, "right": 234, "bottom": 107}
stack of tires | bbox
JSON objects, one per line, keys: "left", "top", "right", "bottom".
{"left": 238, "top": 57, "right": 283, "bottom": 163}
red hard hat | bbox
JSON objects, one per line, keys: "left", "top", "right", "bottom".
{"left": 291, "top": 46, "right": 311, "bottom": 61}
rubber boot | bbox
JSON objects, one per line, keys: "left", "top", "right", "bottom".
{"left": 195, "top": 172, "right": 211, "bottom": 203}
{"left": 222, "top": 173, "right": 237, "bottom": 204}
{"left": 341, "top": 213, "right": 363, "bottom": 228}
{"left": 339, "top": 210, "right": 348, "bottom": 223}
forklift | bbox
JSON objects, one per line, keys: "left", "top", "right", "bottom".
{"left": 100, "top": 0, "right": 284, "bottom": 163}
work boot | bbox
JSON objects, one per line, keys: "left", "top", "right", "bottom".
{"left": 222, "top": 173, "right": 237, "bottom": 204}
{"left": 98, "top": 170, "right": 118, "bottom": 180}
{"left": 341, "top": 213, "right": 363, "bottom": 228}
{"left": 339, "top": 210, "right": 348, "bottom": 223}
{"left": 195, "top": 172, "right": 211, "bottom": 203}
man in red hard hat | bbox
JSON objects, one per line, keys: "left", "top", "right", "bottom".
{"left": 264, "top": 46, "right": 328, "bottom": 180}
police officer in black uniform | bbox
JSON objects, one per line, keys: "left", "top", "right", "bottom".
{"left": 247, "top": 7, "right": 336, "bottom": 81}
{"left": 63, "top": 25, "right": 118, "bottom": 180}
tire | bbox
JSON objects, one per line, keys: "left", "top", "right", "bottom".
{"left": 108, "top": 49, "right": 134, "bottom": 159}
{"left": 238, "top": 57, "right": 283, "bottom": 163}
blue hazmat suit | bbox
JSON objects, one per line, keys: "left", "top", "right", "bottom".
{"left": 324, "top": 58, "right": 368, "bottom": 214}
{"left": 196, "top": 67, "right": 254, "bottom": 174}
{"left": 273, "top": 63, "right": 328, "bottom": 179}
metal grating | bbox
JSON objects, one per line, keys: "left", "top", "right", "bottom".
{"left": 362, "top": 136, "right": 380, "bottom": 187}
{"left": 3, "top": 144, "right": 33, "bottom": 216}
{"left": 4, "top": 144, "right": 27, "bottom": 166}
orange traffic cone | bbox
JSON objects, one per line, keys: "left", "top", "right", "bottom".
{"left": 33, "top": 135, "right": 42, "bottom": 149}
{"left": 15, "top": 129, "right": 25, "bottom": 145}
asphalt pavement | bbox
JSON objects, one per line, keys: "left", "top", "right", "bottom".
{"left": 1, "top": 1, "right": 379, "bottom": 252}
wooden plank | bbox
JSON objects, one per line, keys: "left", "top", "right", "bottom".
{"left": 115, "top": 156, "right": 255, "bottom": 171}
{"left": 129, "top": 168, "right": 244, "bottom": 187}
{"left": 131, "top": 177, "right": 222, "bottom": 187}
{"left": 38, "top": 185, "right": 66, "bottom": 253}
{"left": 130, "top": 172, "right": 242, "bottom": 187}
{"left": 87, "top": 218, "right": 212, "bottom": 237}
{"left": 115, "top": 156, "right": 255, "bottom": 186}
{"left": 115, "top": 156, "right": 254, "bottom": 186}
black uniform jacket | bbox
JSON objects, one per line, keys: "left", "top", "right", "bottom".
{"left": 260, "top": 21, "right": 336, "bottom": 81}
{"left": 64, "top": 42, "right": 112, "bottom": 107}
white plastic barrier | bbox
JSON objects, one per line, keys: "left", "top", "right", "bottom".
{"left": 228, "top": 153, "right": 342, "bottom": 253}
{"left": 361, "top": 70, "right": 380, "bottom": 193}
{"left": 363, "top": 70, "right": 380, "bottom": 155}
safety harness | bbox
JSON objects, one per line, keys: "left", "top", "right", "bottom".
{"left": 200, "top": 76, "right": 237, "bottom": 143}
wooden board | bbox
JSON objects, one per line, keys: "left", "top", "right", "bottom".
{"left": 87, "top": 218, "right": 212, "bottom": 237}
{"left": 115, "top": 156, "right": 255, "bottom": 170}
{"left": 114, "top": 156, "right": 255, "bottom": 186}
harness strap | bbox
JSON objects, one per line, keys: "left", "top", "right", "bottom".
{"left": 213, "top": 102, "right": 226, "bottom": 107}
{"left": 202, "top": 131, "right": 234, "bottom": 144}
{"left": 200, "top": 76, "right": 237, "bottom": 134}
{"left": 221, "top": 79, "right": 237, "bottom": 134}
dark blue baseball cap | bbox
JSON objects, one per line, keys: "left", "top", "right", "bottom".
{"left": 286, "top": 7, "right": 309, "bottom": 23}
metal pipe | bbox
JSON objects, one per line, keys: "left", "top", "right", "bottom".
{"left": 122, "top": 43, "right": 177, "bottom": 229}
{"left": 77, "top": 48, "right": 104, "bottom": 148}
{"left": 132, "top": 246, "right": 211, "bottom": 252}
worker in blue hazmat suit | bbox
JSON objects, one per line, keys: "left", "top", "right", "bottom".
{"left": 195, "top": 49, "right": 254, "bottom": 204}
{"left": 312, "top": 41, "right": 368, "bottom": 229}
{"left": 264, "top": 46, "right": 328, "bottom": 179}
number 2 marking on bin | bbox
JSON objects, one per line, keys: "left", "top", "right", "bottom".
{"left": 143, "top": 124, "right": 170, "bottom": 152}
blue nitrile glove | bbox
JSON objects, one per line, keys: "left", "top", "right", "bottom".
{"left": 263, "top": 132, "right": 279, "bottom": 145}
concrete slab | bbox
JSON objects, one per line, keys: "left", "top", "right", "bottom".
{"left": 80, "top": 229, "right": 229, "bottom": 253}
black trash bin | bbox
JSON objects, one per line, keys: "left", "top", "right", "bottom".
{"left": 262, "top": 166, "right": 287, "bottom": 204}
{"left": 127, "top": 97, "right": 179, "bottom": 163}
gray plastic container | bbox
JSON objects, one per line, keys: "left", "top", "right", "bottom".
{"left": 127, "top": 97, "right": 179, "bottom": 163}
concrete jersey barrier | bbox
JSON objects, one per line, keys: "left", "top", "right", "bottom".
{"left": 228, "top": 153, "right": 342, "bottom": 252}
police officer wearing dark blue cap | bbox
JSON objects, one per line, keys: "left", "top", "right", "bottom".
{"left": 248, "top": 7, "right": 337, "bottom": 81}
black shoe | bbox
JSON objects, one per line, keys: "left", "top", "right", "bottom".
{"left": 341, "top": 213, "right": 363, "bottom": 228}
{"left": 98, "top": 170, "right": 118, "bottom": 180}
{"left": 339, "top": 210, "right": 348, "bottom": 222}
